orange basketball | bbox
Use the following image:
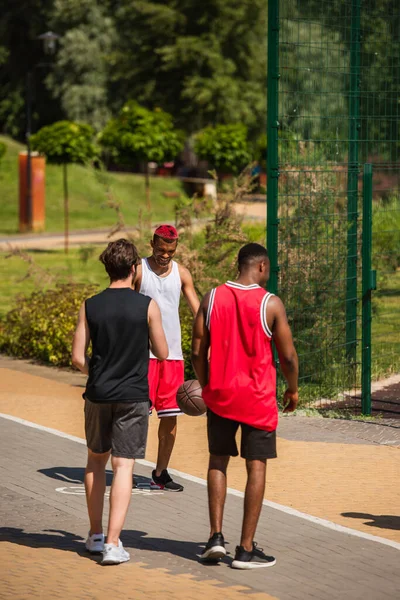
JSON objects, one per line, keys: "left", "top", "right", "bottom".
{"left": 176, "top": 380, "right": 206, "bottom": 416}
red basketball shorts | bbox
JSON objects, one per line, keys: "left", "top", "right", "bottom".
{"left": 148, "top": 359, "right": 185, "bottom": 418}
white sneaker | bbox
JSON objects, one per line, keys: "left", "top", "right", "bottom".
{"left": 85, "top": 532, "right": 105, "bottom": 554}
{"left": 101, "top": 540, "right": 130, "bottom": 565}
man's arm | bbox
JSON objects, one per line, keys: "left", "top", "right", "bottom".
{"left": 191, "top": 292, "right": 210, "bottom": 388}
{"left": 72, "top": 302, "right": 91, "bottom": 375}
{"left": 148, "top": 299, "right": 169, "bottom": 360}
{"left": 267, "top": 296, "right": 299, "bottom": 413}
{"left": 179, "top": 265, "right": 200, "bottom": 317}
{"left": 133, "top": 262, "right": 142, "bottom": 291}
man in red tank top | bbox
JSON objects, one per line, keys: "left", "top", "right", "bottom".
{"left": 192, "top": 243, "right": 299, "bottom": 569}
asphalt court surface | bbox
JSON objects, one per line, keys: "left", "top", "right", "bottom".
{"left": 1, "top": 416, "right": 399, "bottom": 600}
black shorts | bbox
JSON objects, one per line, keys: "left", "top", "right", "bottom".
{"left": 84, "top": 399, "right": 149, "bottom": 459}
{"left": 207, "top": 409, "right": 277, "bottom": 460}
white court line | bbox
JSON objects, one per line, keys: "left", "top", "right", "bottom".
{"left": 1, "top": 411, "right": 399, "bottom": 552}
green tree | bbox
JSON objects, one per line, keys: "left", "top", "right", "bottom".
{"left": 46, "top": 0, "right": 115, "bottom": 131}
{"left": 278, "top": 10, "right": 350, "bottom": 165}
{"left": 111, "top": 0, "right": 267, "bottom": 135}
{"left": 31, "top": 120, "right": 98, "bottom": 252}
{"left": 292, "top": 0, "right": 400, "bottom": 162}
{"left": 0, "top": 0, "right": 60, "bottom": 139}
{"left": 194, "top": 124, "right": 251, "bottom": 175}
{"left": 100, "top": 101, "right": 184, "bottom": 209}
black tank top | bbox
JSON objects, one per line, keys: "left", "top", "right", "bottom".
{"left": 84, "top": 288, "right": 151, "bottom": 403}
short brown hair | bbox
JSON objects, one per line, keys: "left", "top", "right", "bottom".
{"left": 99, "top": 239, "right": 140, "bottom": 281}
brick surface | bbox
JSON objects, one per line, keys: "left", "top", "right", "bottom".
{"left": 0, "top": 418, "right": 400, "bottom": 600}
{"left": 279, "top": 414, "right": 400, "bottom": 446}
{"left": 1, "top": 362, "right": 400, "bottom": 543}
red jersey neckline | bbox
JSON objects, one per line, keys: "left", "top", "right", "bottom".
{"left": 225, "top": 281, "right": 261, "bottom": 290}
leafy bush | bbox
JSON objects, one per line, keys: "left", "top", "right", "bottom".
{"left": 30, "top": 121, "right": 98, "bottom": 165}
{"left": 180, "top": 303, "right": 196, "bottom": 380}
{"left": 276, "top": 170, "right": 358, "bottom": 405}
{"left": 99, "top": 101, "right": 184, "bottom": 166}
{"left": 194, "top": 124, "right": 251, "bottom": 175}
{"left": 0, "top": 283, "right": 98, "bottom": 366}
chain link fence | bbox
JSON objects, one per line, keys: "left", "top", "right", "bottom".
{"left": 267, "top": 0, "right": 400, "bottom": 414}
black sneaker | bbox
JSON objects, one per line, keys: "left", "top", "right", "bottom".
{"left": 231, "top": 542, "right": 276, "bottom": 570}
{"left": 150, "top": 469, "right": 184, "bottom": 492}
{"left": 200, "top": 532, "right": 226, "bottom": 562}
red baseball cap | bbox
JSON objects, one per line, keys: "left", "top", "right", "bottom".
{"left": 154, "top": 224, "right": 179, "bottom": 240}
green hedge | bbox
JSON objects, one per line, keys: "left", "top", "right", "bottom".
{"left": 0, "top": 198, "right": 258, "bottom": 375}
{"left": 0, "top": 283, "right": 98, "bottom": 366}
{"left": 0, "top": 281, "right": 197, "bottom": 377}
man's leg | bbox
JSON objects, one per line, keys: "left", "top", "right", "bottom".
{"left": 231, "top": 428, "right": 276, "bottom": 569}
{"left": 151, "top": 360, "right": 184, "bottom": 490}
{"left": 102, "top": 402, "right": 148, "bottom": 564}
{"left": 155, "top": 415, "right": 177, "bottom": 476}
{"left": 240, "top": 459, "right": 266, "bottom": 551}
{"left": 200, "top": 411, "right": 237, "bottom": 561}
{"left": 84, "top": 449, "right": 110, "bottom": 535}
{"left": 106, "top": 455, "right": 135, "bottom": 546}
{"left": 208, "top": 454, "right": 230, "bottom": 535}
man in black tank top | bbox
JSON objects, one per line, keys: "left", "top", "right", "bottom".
{"left": 72, "top": 239, "right": 168, "bottom": 565}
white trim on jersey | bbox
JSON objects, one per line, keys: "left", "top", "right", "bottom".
{"left": 225, "top": 281, "right": 261, "bottom": 290}
{"left": 206, "top": 288, "right": 216, "bottom": 330}
{"left": 260, "top": 292, "right": 274, "bottom": 338}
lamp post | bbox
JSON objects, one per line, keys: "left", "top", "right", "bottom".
{"left": 25, "top": 31, "right": 60, "bottom": 231}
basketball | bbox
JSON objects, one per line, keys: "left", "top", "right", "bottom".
{"left": 176, "top": 380, "right": 206, "bottom": 416}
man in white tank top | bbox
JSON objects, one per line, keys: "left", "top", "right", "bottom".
{"left": 135, "top": 225, "right": 200, "bottom": 491}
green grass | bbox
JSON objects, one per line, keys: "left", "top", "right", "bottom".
{"left": 0, "top": 247, "right": 108, "bottom": 315}
{"left": 1, "top": 245, "right": 398, "bottom": 380}
{"left": 371, "top": 268, "right": 400, "bottom": 379}
{"left": 0, "top": 135, "right": 183, "bottom": 234}
{"left": 0, "top": 222, "right": 265, "bottom": 315}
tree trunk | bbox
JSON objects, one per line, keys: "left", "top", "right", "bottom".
{"left": 63, "top": 163, "right": 69, "bottom": 254}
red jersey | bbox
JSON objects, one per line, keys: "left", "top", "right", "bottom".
{"left": 202, "top": 281, "right": 278, "bottom": 431}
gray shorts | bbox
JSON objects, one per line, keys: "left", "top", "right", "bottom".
{"left": 84, "top": 399, "right": 149, "bottom": 459}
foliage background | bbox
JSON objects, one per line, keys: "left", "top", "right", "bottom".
{"left": 0, "top": 0, "right": 267, "bottom": 140}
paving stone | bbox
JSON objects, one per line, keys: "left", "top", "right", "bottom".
{"left": 0, "top": 417, "right": 399, "bottom": 600}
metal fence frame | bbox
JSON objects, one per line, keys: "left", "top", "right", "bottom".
{"left": 267, "top": 0, "right": 400, "bottom": 416}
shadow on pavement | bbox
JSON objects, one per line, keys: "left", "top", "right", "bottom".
{"left": 0, "top": 527, "right": 229, "bottom": 567}
{"left": 38, "top": 466, "right": 113, "bottom": 486}
{"left": 0, "top": 527, "right": 97, "bottom": 561}
{"left": 342, "top": 512, "right": 400, "bottom": 530}
{"left": 124, "top": 529, "right": 231, "bottom": 566}
{"left": 37, "top": 467, "right": 152, "bottom": 488}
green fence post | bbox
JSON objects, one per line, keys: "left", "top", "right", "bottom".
{"left": 361, "top": 164, "right": 375, "bottom": 416}
{"left": 266, "top": 0, "right": 280, "bottom": 295}
{"left": 346, "top": 0, "right": 361, "bottom": 362}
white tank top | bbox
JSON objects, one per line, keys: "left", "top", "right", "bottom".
{"left": 140, "top": 258, "right": 183, "bottom": 360}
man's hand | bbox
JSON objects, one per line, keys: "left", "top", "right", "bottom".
{"left": 282, "top": 389, "right": 299, "bottom": 413}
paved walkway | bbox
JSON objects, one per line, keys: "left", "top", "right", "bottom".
{"left": 0, "top": 204, "right": 265, "bottom": 252}
{"left": 0, "top": 357, "right": 399, "bottom": 599}
{"left": 0, "top": 227, "right": 148, "bottom": 251}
